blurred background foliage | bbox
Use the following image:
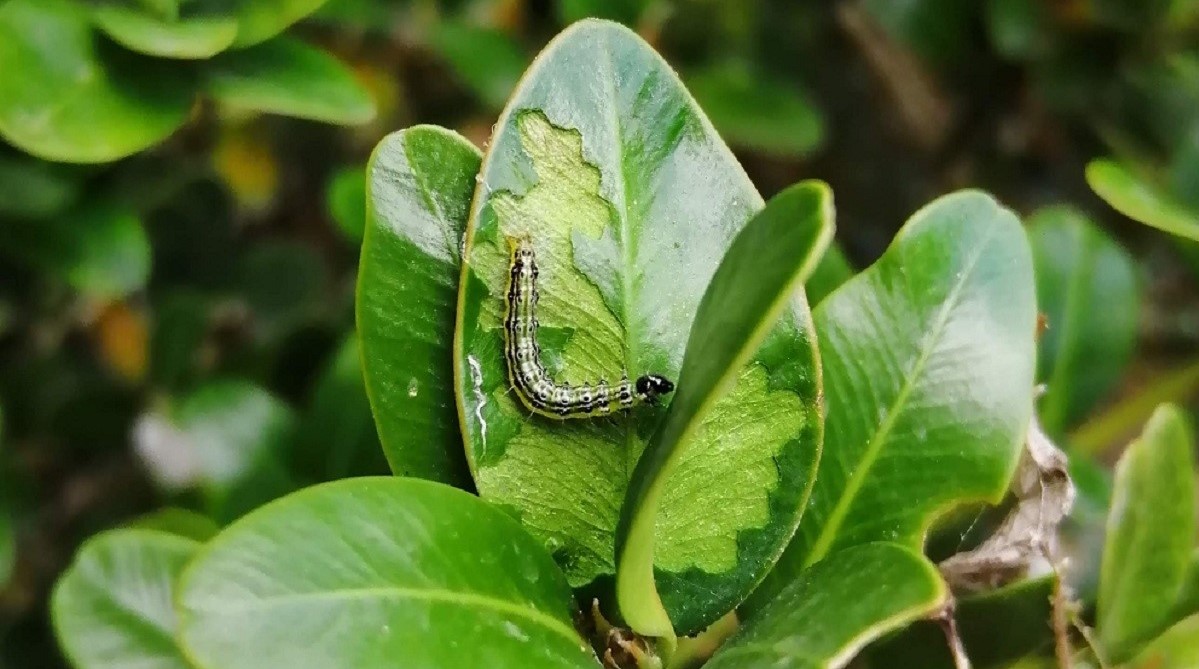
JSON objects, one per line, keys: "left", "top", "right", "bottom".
{"left": 1, "top": 0, "right": 1198, "bottom": 666}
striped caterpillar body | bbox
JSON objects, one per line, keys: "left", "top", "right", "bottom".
{"left": 504, "top": 238, "right": 674, "bottom": 419}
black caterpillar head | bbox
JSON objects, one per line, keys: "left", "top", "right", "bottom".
{"left": 635, "top": 374, "right": 675, "bottom": 403}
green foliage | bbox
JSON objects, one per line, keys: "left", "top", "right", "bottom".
{"left": 176, "top": 478, "right": 596, "bottom": 669}
{"left": 14, "top": 7, "right": 1199, "bottom": 669}
{"left": 617, "top": 181, "right": 833, "bottom": 637}
{"left": 454, "top": 21, "right": 825, "bottom": 636}
{"left": 358, "top": 125, "right": 478, "bottom": 486}
{"left": 52, "top": 529, "right": 198, "bottom": 669}
{"left": 750, "top": 191, "right": 1037, "bottom": 611}
{"left": 205, "top": 37, "right": 376, "bottom": 125}
{"left": 1087, "top": 159, "right": 1199, "bottom": 243}
{"left": 1029, "top": 205, "right": 1140, "bottom": 435}
{"left": 707, "top": 543, "right": 946, "bottom": 669}
{"left": 1098, "top": 404, "right": 1197, "bottom": 663}
{"left": 0, "top": 0, "right": 371, "bottom": 164}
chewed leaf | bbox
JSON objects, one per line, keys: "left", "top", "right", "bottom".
{"left": 455, "top": 19, "right": 823, "bottom": 633}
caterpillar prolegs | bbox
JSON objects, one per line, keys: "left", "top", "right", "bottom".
{"left": 504, "top": 239, "right": 674, "bottom": 419}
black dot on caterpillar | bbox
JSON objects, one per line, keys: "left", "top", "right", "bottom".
{"left": 503, "top": 238, "right": 675, "bottom": 419}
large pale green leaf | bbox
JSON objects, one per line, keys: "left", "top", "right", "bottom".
{"left": 0, "top": 0, "right": 194, "bottom": 163}
{"left": 1029, "top": 206, "right": 1139, "bottom": 435}
{"left": 0, "top": 201, "right": 150, "bottom": 299}
{"left": 229, "top": 0, "right": 330, "bottom": 47}
{"left": 748, "top": 191, "right": 1037, "bottom": 612}
{"left": 1129, "top": 614, "right": 1199, "bottom": 669}
{"left": 358, "top": 125, "right": 477, "bottom": 486}
{"left": 177, "top": 478, "right": 598, "bottom": 669}
{"left": 52, "top": 529, "right": 198, "bottom": 669}
{"left": 706, "top": 543, "right": 947, "bottom": 669}
{"left": 865, "top": 575, "right": 1056, "bottom": 668}
{"left": 92, "top": 5, "right": 238, "bottom": 59}
{"left": 205, "top": 37, "right": 375, "bottom": 125}
{"left": 686, "top": 61, "right": 825, "bottom": 158}
{"left": 615, "top": 182, "right": 833, "bottom": 637}
{"left": 1087, "top": 158, "right": 1199, "bottom": 242}
{"left": 1098, "top": 404, "right": 1197, "bottom": 662}
{"left": 454, "top": 19, "right": 823, "bottom": 634}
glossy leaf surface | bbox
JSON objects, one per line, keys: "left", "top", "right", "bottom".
{"left": 205, "top": 37, "right": 375, "bottom": 125}
{"left": 1098, "top": 404, "right": 1197, "bottom": 663}
{"left": 92, "top": 5, "right": 238, "bottom": 59}
{"left": 52, "top": 529, "right": 198, "bottom": 669}
{"left": 358, "top": 125, "right": 478, "bottom": 486}
{"left": 1087, "top": 158, "right": 1199, "bottom": 242}
{"left": 750, "top": 191, "right": 1037, "bottom": 611}
{"left": 707, "top": 543, "right": 947, "bottom": 669}
{"left": 616, "top": 182, "right": 832, "bottom": 636}
{"left": 177, "top": 478, "right": 598, "bottom": 669}
{"left": 0, "top": 0, "right": 193, "bottom": 163}
{"left": 455, "top": 19, "right": 823, "bottom": 634}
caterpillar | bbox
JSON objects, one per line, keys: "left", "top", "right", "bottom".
{"left": 504, "top": 238, "right": 674, "bottom": 419}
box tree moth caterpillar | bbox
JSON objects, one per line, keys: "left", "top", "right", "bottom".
{"left": 504, "top": 238, "right": 674, "bottom": 419}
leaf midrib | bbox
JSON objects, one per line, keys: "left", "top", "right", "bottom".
{"left": 804, "top": 224, "right": 1000, "bottom": 567}
{"left": 185, "top": 585, "right": 581, "bottom": 644}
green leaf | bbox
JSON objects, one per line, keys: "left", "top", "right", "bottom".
{"left": 1087, "top": 158, "right": 1199, "bottom": 242}
{"left": 866, "top": 575, "right": 1056, "bottom": 668}
{"left": 1129, "top": 614, "right": 1199, "bottom": 669}
{"left": 294, "top": 333, "right": 389, "bottom": 481}
{"left": 985, "top": 0, "right": 1053, "bottom": 59}
{"left": 0, "top": 510, "right": 13, "bottom": 588}
{"left": 686, "top": 61, "right": 825, "bottom": 158}
{"left": 0, "top": 150, "right": 82, "bottom": 218}
{"left": 131, "top": 508, "right": 220, "bottom": 542}
{"left": 176, "top": 478, "right": 598, "bottom": 669}
{"left": 92, "top": 5, "right": 238, "bottom": 59}
{"left": 0, "top": 201, "right": 151, "bottom": 299}
{"left": 806, "top": 243, "right": 854, "bottom": 307}
{"left": 229, "top": 0, "right": 331, "bottom": 47}
{"left": 616, "top": 182, "right": 833, "bottom": 637}
{"left": 0, "top": 0, "right": 194, "bottom": 163}
{"left": 1069, "top": 358, "right": 1199, "bottom": 457}
{"left": 748, "top": 191, "right": 1037, "bottom": 611}
{"left": 148, "top": 290, "right": 212, "bottom": 389}
{"left": 430, "top": 22, "right": 528, "bottom": 110}
{"left": 862, "top": 0, "right": 973, "bottom": 65}
{"left": 1172, "top": 550, "right": 1199, "bottom": 622}
{"left": 205, "top": 36, "right": 376, "bottom": 125}
{"left": 358, "top": 125, "right": 478, "bottom": 485}
{"left": 51, "top": 529, "right": 198, "bottom": 669}
{"left": 326, "top": 164, "right": 367, "bottom": 243}
{"left": 706, "top": 543, "right": 948, "bottom": 669}
{"left": 1098, "top": 403, "right": 1198, "bottom": 662}
{"left": 237, "top": 241, "right": 329, "bottom": 341}
{"left": 1029, "top": 206, "right": 1140, "bottom": 436}
{"left": 454, "top": 19, "right": 822, "bottom": 634}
